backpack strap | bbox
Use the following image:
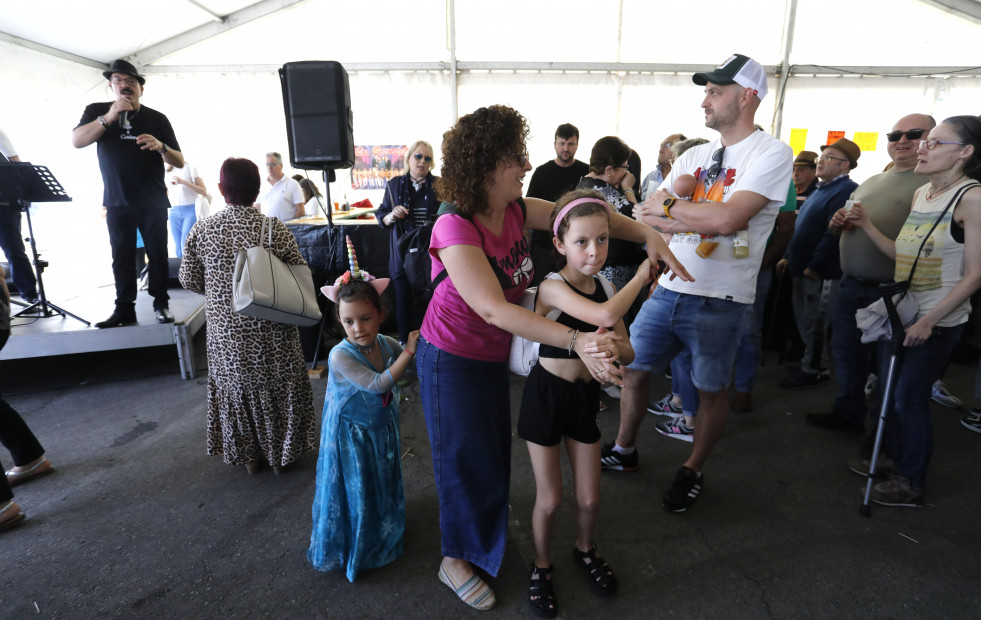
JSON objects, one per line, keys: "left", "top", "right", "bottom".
{"left": 429, "top": 199, "right": 528, "bottom": 293}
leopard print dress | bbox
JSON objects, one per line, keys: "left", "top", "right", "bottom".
{"left": 179, "top": 205, "right": 316, "bottom": 467}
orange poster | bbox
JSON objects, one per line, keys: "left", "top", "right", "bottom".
{"left": 826, "top": 131, "right": 845, "bottom": 144}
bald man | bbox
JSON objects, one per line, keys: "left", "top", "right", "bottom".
{"left": 807, "top": 113, "right": 936, "bottom": 442}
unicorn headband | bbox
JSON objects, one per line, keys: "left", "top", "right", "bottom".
{"left": 552, "top": 198, "right": 612, "bottom": 237}
{"left": 321, "top": 235, "right": 390, "bottom": 302}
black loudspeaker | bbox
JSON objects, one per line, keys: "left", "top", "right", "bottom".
{"left": 279, "top": 61, "right": 355, "bottom": 171}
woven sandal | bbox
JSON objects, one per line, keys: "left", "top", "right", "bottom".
{"left": 573, "top": 544, "right": 618, "bottom": 597}
{"left": 528, "top": 562, "right": 557, "bottom": 619}
{"left": 438, "top": 559, "right": 496, "bottom": 611}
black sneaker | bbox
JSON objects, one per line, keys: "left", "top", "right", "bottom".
{"left": 600, "top": 442, "right": 638, "bottom": 472}
{"left": 779, "top": 370, "right": 821, "bottom": 390}
{"left": 662, "top": 466, "right": 703, "bottom": 512}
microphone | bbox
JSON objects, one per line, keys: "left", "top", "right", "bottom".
{"left": 120, "top": 111, "right": 129, "bottom": 128}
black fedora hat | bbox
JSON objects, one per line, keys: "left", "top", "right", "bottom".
{"left": 103, "top": 59, "right": 145, "bottom": 86}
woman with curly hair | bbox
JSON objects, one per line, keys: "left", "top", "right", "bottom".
{"left": 416, "top": 105, "right": 690, "bottom": 610}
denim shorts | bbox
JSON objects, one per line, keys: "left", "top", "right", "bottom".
{"left": 628, "top": 285, "right": 752, "bottom": 393}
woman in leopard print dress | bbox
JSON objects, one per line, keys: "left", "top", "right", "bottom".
{"left": 179, "top": 157, "right": 316, "bottom": 473}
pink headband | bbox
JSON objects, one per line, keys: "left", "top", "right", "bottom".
{"left": 552, "top": 198, "right": 612, "bottom": 237}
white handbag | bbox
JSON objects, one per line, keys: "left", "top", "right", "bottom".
{"left": 231, "top": 216, "right": 322, "bottom": 326}
{"left": 195, "top": 194, "right": 211, "bottom": 220}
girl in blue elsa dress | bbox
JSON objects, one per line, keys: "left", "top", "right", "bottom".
{"left": 308, "top": 240, "right": 419, "bottom": 581}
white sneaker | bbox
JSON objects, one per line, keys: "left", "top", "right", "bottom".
{"left": 864, "top": 373, "right": 878, "bottom": 400}
{"left": 931, "top": 380, "right": 963, "bottom": 409}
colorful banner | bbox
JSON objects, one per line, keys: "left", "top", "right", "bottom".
{"left": 826, "top": 130, "right": 845, "bottom": 145}
{"left": 852, "top": 132, "right": 879, "bottom": 152}
{"left": 352, "top": 145, "right": 407, "bottom": 189}
{"left": 789, "top": 128, "right": 808, "bottom": 154}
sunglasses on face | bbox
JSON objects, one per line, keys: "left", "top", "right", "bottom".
{"left": 413, "top": 153, "right": 433, "bottom": 163}
{"left": 886, "top": 129, "right": 926, "bottom": 142}
{"left": 511, "top": 152, "right": 529, "bottom": 166}
{"left": 707, "top": 146, "right": 726, "bottom": 180}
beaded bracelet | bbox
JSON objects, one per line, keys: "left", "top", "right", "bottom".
{"left": 567, "top": 329, "right": 580, "bottom": 356}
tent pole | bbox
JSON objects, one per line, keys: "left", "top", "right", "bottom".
{"left": 447, "top": 0, "right": 459, "bottom": 122}
{"left": 773, "top": 0, "right": 798, "bottom": 139}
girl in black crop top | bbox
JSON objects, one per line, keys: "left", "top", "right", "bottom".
{"left": 518, "top": 190, "right": 654, "bottom": 616}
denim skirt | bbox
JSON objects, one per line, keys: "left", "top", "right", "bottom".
{"left": 416, "top": 335, "right": 511, "bottom": 576}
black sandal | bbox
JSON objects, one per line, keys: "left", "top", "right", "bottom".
{"left": 573, "top": 544, "right": 618, "bottom": 597}
{"left": 528, "top": 562, "right": 557, "bottom": 618}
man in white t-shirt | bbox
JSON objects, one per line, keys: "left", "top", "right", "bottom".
{"left": 255, "top": 152, "right": 303, "bottom": 221}
{"left": 601, "top": 54, "right": 793, "bottom": 513}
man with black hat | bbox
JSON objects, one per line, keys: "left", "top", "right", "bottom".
{"left": 72, "top": 59, "right": 184, "bottom": 327}
{"left": 793, "top": 150, "right": 819, "bottom": 208}
{"left": 776, "top": 138, "right": 860, "bottom": 389}
{"left": 606, "top": 53, "right": 792, "bottom": 512}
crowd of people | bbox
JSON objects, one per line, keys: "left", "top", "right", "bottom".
{"left": 2, "top": 51, "right": 981, "bottom": 618}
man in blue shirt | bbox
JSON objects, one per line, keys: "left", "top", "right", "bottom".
{"left": 777, "top": 138, "right": 860, "bottom": 388}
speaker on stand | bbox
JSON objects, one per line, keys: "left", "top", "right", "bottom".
{"left": 279, "top": 60, "right": 355, "bottom": 376}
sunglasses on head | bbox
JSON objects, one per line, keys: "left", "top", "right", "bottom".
{"left": 707, "top": 146, "right": 726, "bottom": 180}
{"left": 413, "top": 153, "right": 433, "bottom": 163}
{"left": 886, "top": 129, "right": 925, "bottom": 142}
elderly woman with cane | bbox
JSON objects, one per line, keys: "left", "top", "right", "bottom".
{"left": 845, "top": 115, "right": 981, "bottom": 507}
{"left": 415, "top": 105, "right": 690, "bottom": 610}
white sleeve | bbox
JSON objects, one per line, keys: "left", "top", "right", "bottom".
{"left": 289, "top": 179, "right": 304, "bottom": 203}
{"left": 732, "top": 140, "right": 793, "bottom": 202}
{"left": 0, "top": 128, "right": 17, "bottom": 159}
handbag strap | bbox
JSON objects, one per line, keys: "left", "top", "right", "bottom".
{"left": 905, "top": 181, "right": 979, "bottom": 282}
{"left": 258, "top": 216, "right": 273, "bottom": 249}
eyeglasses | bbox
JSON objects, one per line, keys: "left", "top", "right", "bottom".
{"left": 413, "top": 153, "right": 433, "bottom": 163}
{"left": 886, "top": 129, "right": 926, "bottom": 142}
{"left": 511, "top": 152, "right": 529, "bottom": 166}
{"left": 817, "top": 154, "right": 847, "bottom": 163}
{"left": 920, "top": 139, "right": 967, "bottom": 150}
{"left": 110, "top": 76, "right": 139, "bottom": 87}
{"left": 660, "top": 142, "right": 674, "bottom": 149}
{"left": 707, "top": 146, "right": 725, "bottom": 180}
{"left": 265, "top": 162, "right": 281, "bottom": 168}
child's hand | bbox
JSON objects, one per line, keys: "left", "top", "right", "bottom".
{"left": 636, "top": 258, "right": 653, "bottom": 283}
{"left": 406, "top": 330, "right": 421, "bottom": 354}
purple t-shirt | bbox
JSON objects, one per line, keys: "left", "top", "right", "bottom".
{"left": 421, "top": 202, "right": 532, "bottom": 362}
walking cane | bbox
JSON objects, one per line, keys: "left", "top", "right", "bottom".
{"left": 860, "top": 281, "right": 908, "bottom": 517}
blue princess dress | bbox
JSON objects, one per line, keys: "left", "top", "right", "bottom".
{"left": 308, "top": 335, "right": 407, "bottom": 582}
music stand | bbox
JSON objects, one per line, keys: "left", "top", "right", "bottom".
{"left": 0, "top": 162, "right": 89, "bottom": 326}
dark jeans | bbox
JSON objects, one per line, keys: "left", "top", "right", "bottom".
{"left": 0, "top": 329, "right": 46, "bottom": 503}
{"left": 882, "top": 323, "right": 965, "bottom": 490}
{"left": 734, "top": 266, "right": 774, "bottom": 393}
{"left": 106, "top": 207, "right": 170, "bottom": 312}
{"left": 0, "top": 204, "right": 37, "bottom": 298}
{"left": 831, "top": 276, "right": 885, "bottom": 424}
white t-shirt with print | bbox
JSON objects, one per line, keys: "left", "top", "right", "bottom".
{"left": 658, "top": 130, "right": 792, "bottom": 304}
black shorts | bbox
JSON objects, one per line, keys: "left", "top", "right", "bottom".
{"left": 517, "top": 362, "right": 601, "bottom": 447}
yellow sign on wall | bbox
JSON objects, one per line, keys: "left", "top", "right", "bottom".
{"left": 853, "top": 132, "right": 879, "bottom": 152}
{"left": 789, "top": 128, "right": 808, "bottom": 154}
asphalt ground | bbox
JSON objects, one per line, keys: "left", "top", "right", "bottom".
{"left": 2, "top": 331, "right": 979, "bottom": 619}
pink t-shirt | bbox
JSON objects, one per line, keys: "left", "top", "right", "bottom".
{"left": 421, "top": 202, "right": 532, "bottom": 362}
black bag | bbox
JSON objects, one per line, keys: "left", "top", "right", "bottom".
{"left": 397, "top": 223, "right": 434, "bottom": 292}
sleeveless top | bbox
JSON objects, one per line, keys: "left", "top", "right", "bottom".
{"left": 539, "top": 276, "right": 610, "bottom": 359}
{"left": 895, "top": 179, "right": 978, "bottom": 327}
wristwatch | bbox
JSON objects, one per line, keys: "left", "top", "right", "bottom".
{"left": 662, "top": 197, "right": 676, "bottom": 218}
{"left": 158, "top": 143, "right": 168, "bottom": 154}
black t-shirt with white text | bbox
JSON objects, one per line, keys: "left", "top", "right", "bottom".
{"left": 77, "top": 102, "right": 180, "bottom": 209}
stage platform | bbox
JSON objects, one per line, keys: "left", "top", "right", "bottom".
{"left": 2, "top": 286, "right": 206, "bottom": 379}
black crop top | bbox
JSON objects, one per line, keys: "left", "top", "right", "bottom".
{"left": 538, "top": 276, "right": 611, "bottom": 360}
